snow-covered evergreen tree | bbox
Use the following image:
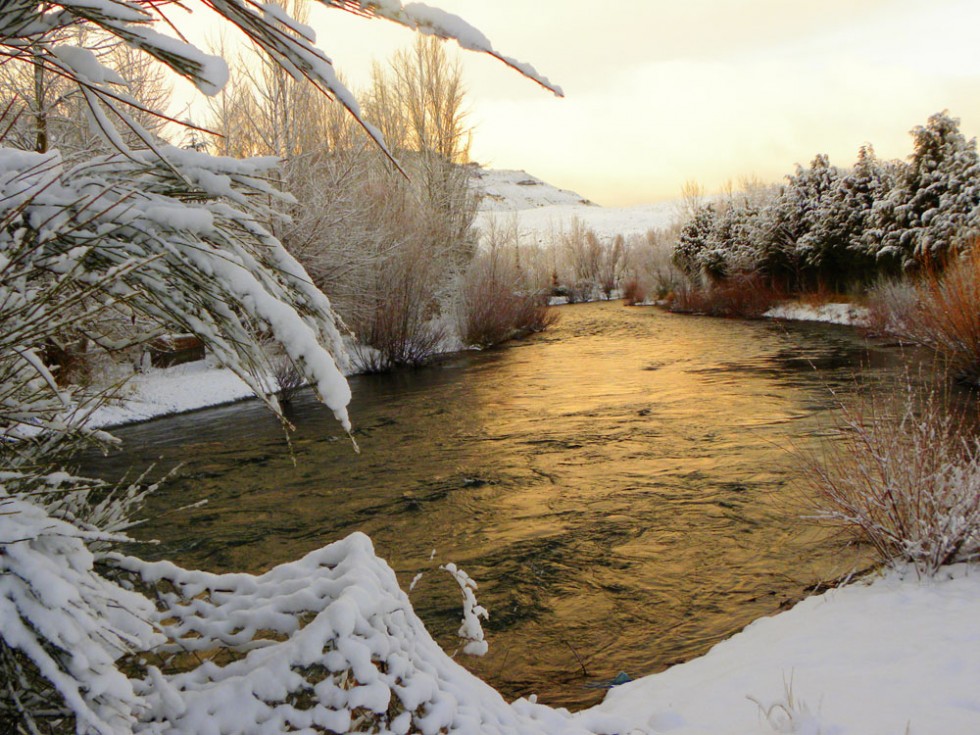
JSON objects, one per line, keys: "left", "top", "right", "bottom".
{"left": 752, "top": 183, "right": 803, "bottom": 290}
{"left": 781, "top": 154, "right": 840, "bottom": 286}
{"left": 822, "top": 144, "right": 896, "bottom": 284}
{"left": 673, "top": 201, "right": 717, "bottom": 280}
{"left": 872, "top": 111, "right": 980, "bottom": 269}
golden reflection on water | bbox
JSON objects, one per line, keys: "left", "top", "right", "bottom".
{"left": 87, "top": 301, "right": 905, "bottom": 709}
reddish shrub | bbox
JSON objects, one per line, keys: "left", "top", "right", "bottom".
{"left": 669, "top": 274, "right": 781, "bottom": 318}
{"left": 622, "top": 278, "right": 646, "bottom": 306}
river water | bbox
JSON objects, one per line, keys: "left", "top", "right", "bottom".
{"left": 81, "top": 301, "right": 915, "bottom": 709}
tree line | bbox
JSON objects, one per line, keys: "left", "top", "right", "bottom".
{"left": 673, "top": 111, "right": 980, "bottom": 293}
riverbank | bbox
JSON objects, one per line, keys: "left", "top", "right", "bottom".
{"left": 764, "top": 300, "right": 868, "bottom": 327}
{"left": 85, "top": 355, "right": 258, "bottom": 429}
{"left": 590, "top": 563, "right": 980, "bottom": 733}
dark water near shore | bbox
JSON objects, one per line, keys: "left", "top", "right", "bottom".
{"left": 80, "top": 301, "right": 919, "bottom": 709}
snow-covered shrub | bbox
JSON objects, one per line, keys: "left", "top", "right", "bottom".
{"left": 117, "top": 532, "right": 622, "bottom": 735}
{"left": 348, "top": 238, "right": 451, "bottom": 371}
{"left": 800, "top": 382, "right": 980, "bottom": 575}
{"left": 439, "top": 562, "right": 490, "bottom": 657}
{"left": 2, "top": 512, "right": 626, "bottom": 735}
{"left": 0, "top": 475, "right": 164, "bottom": 734}
{"left": 864, "top": 278, "right": 921, "bottom": 338}
{"left": 0, "top": 144, "right": 353, "bottom": 432}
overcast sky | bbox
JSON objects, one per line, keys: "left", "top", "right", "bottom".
{"left": 181, "top": 0, "right": 980, "bottom": 206}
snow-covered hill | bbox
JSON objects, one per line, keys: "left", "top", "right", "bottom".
{"left": 472, "top": 167, "right": 679, "bottom": 243}
{"left": 472, "top": 167, "right": 596, "bottom": 211}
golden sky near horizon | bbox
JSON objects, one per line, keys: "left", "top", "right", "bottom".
{"left": 175, "top": 0, "right": 980, "bottom": 207}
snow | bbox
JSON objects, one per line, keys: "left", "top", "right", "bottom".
{"left": 367, "top": 3, "right": 563, "bottom": 97}
{"left": 50, "top": 46, "right": 126, "bottom": 86}
{"left": 765, "top": 302, "right": 870, "bottom": 327}
{"left": 120, "top": 24, "right": 230, "bottom": 97}
{"left": 473, "top": 167, "right": 678, "bottom": 243}
{"left": 474, "top": 168, "right": 596, "bottom": 211}
{"left": 84, "top": 357, "right": 257, "bottom": 429}
{"left": 593, "top": 565, "right": 980, "bottom": 735}
{"left": 105, "top": 532, "right": 626, "bottom": 735}
{"left": 0, "top": 489, "right": 164, "bottom": 734}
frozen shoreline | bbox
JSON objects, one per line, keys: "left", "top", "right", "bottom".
{"left": 764, "top": 301, "right": 869, "bottom": 327}
{"left": 85, "top": 356, "right": 264, "bottom": 430}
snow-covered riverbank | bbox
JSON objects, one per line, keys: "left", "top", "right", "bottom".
{"left": 592, "top": 564, "right": 980, "bottom": 734}
{"left": 765, "top": 301, "right": 869, "bottom": 327}
{"left": 85, "top": 356, "right": 257, "bottom": 429}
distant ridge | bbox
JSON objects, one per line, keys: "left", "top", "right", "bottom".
{"left": 470, "top": 165, "right": 678, "bottom": 242}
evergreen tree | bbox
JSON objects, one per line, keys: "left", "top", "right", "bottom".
{"left": 874, "top": 111, "right": 980, "bottom": 268}
{"left": 673, "top": 202, "right": 717, "bottom": 280}
{"left": 802, "top": 147, "right": 892, "bottom": 288}
{"left": 825, "top": 145, "right": 896, "bottom": 283}
{"left": 786, "top": 154, "right": 841, "bottom": 286}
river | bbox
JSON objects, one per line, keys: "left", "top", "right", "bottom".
{"left": 80, "top": 301, "right": 916, "bottom": 709}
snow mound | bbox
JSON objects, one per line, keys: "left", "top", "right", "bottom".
{"left": 110, "top": 532, "right": 625, "bottom": 735}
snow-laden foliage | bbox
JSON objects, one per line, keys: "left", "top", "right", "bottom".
{"left": 103, "top": 532, "right": 630, "bottom": 735}
{"left": 0, "top": 144, "right": 353, "bottom": 435}
{"left": 1, "top": 508, "right": 625, "bottom": 735}
{"left": 439, "top": 562, "right": 489, "bottom": 657}
{"left": 673, "top": 201, "right": 717, "bottom": 280}
{"left": 872, "top": 111, "right": 980, "bottom": 268}
{"left": 320, "top": 1, "right": 563, "bottom": 99}
{"left": 801, "top": 385, "right": 980, "bottom": 575}
{"left": 672, "top": 111, "right": 980, "bottom": 291}
{"left": 0, "top": 481, "right": 164, "bottom": 735}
